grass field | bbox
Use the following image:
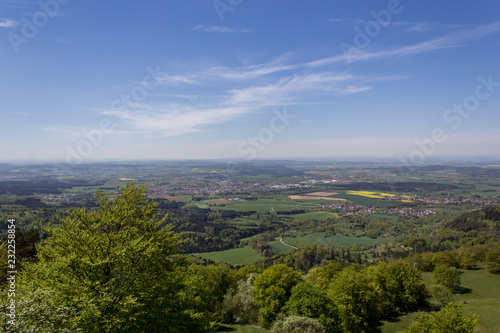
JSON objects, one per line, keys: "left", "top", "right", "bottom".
{"left": 382, "top": 267, "right": 500, "bottom": 333}
{"left": 217, "top": 324, "right": 266, "bottom": 332}
{"left": 268, "top": 240, "right": 295, "bottom": 254}
{"left": 283, "top": 232, "right": 394, "bottom": 247}
{"left": 195, "top": 246, "right": 263, "bottom": 265}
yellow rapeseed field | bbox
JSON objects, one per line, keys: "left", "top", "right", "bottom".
{"left": 347, "top": 191, "right": 414, "bottom": 202}
{"left": 346, "top": 190, "right": 386, "bottom": 198}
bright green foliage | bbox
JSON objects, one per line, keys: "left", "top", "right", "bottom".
{"left": 284, "top": 282, "right": 340, "bottom": 333}
{"left": 0, "top": 287, "right": 78, "bottom": 332}
{"left": 180, "top": 264, "right": 236, "bottom": 321}
{"left": 238, "top": 265, "right": 264, "bottom": 280}
{"left": 433, "top": 265, "right": 461, "bottom": 293}
{"left": 16, "top": 183, "right": 209, "bottom": 332}
{"left": 253, "top": 264, "right": 302, "bottom": 328}
{"left": 458, "top": 251, "right": 476, "bottom": 270}
{"left": 405, "top": 253, "right": 435, "bottom": 272}
{"left": 432, "top": 251, "right": 460, "bottom": 269}
{"left": 484, "top": 249, "right": 500, "bottom": 274}
{"left": 269, "top": 315, "right": 325, "bottom": 333}
{"left": 430, "top": 285, "right": 454, "bottom": 307}
{"left": 402, "top": 303, "right": 479, "bottom": 333}
{"left": 367, "top": 261, "right": 428, "bottom": 316}
{"left": 327, "top": 265, "right": 380, "bottom": 333}
{"left": 221, "top": 273, "right": 259, "bottom": 324}
{"left": 305, "top": 262, "right": 342, "bottom": 291}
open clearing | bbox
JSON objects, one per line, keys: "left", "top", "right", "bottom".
{"left": 305, "top": 191, "right": 338, "bottom": 196}
{"left": 217, "top": 324, "right": 266, "bottom": 332}
{"left": 207, "top": 199, "right": 234, "bottom": 204}
{"left": 382, "top": 267, "right": 500, "bottom": 333}
{"left": 195, "top": 245, "right": 263, "bottom": 265}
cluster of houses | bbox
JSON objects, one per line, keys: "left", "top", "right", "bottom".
{"left": 147, "top": 181, "right": 310, "bottom": 196}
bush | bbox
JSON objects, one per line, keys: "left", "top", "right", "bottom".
{"left": 269, "top": 316, "right": 325, "bottom": 333}
{"left": 403, "top": 303, "right": 478, "bottom": 333}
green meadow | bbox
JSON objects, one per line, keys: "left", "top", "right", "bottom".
{"left": 195, "top": 245, "right": 263, "bottom": 265}
{"left": 382, "top": 267, "right": 500, "bottom": 333}
{"left": 208, "top": 196, "right": 326, "bottom": 213}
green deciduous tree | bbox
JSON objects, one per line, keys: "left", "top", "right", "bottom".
{"left": 433, "top": 265, "right": 461, "bottom": 293}
{"left": 284, "top": 282, "right": 340, "bottom": 333}
{"left": 180, "top": 264, "right": 236, "bottom": 322}
{"left": 484, "top": 249, "right": 500, "bottom": 274}
{"left": 367, "top": 261, "right": 428, "bottom": 317}
{"left": 253, "top": 264, "right": 302, "bottom": 328}
{"left": 402, "top": 303, "right": 478, "bottom": 333}
{"left": 327, "top": 265, "right": 380, "bottom": 333}
{"left": 220, "top": 273, "right": 259, "bottom": 324}
{"left": 15, "top": 183, "right": 209, "bottom": 332}
{"left": 305, "top": 262, "right": 342, "bottom": 291}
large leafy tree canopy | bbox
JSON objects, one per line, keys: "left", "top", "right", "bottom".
{"left": 12, "top": 183, "right": 208, "bottom": 333}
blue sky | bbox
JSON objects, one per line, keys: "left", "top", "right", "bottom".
{"left": 1, "top": 0, "right": 499, "bottom": 163}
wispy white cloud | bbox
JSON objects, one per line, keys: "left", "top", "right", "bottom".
{"left": 328, "top": 17, "right": 365, "bottom": 25}
{"left": 100, "top": 105, "right": 252, "bottom": 137}
{"left": 94, "top": 70, "right": 370, "bottom": 137}
{"left": 226, "top": 72, "right": 368, "bottom": 106}
{"left": 391, "top": 21, "right": 465, "bottom": 32}
{"left": 49, "top": 21, "right": 500, "bottom": 141}
{"left": 192, "top": 24, "right": 252, "bottom": 33}
{"left": 0, "top": 18, "right": 18, "bottom": 28}
{"left": 307, "top": 21, "right": 500, "bottom": 67}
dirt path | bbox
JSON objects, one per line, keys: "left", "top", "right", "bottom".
{"left": 277, "top": 237, "right": 298, "bottom": 250}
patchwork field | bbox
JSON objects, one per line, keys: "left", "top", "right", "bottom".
{"left": 209, "top": 196, "right": 326, "bottom": 213}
